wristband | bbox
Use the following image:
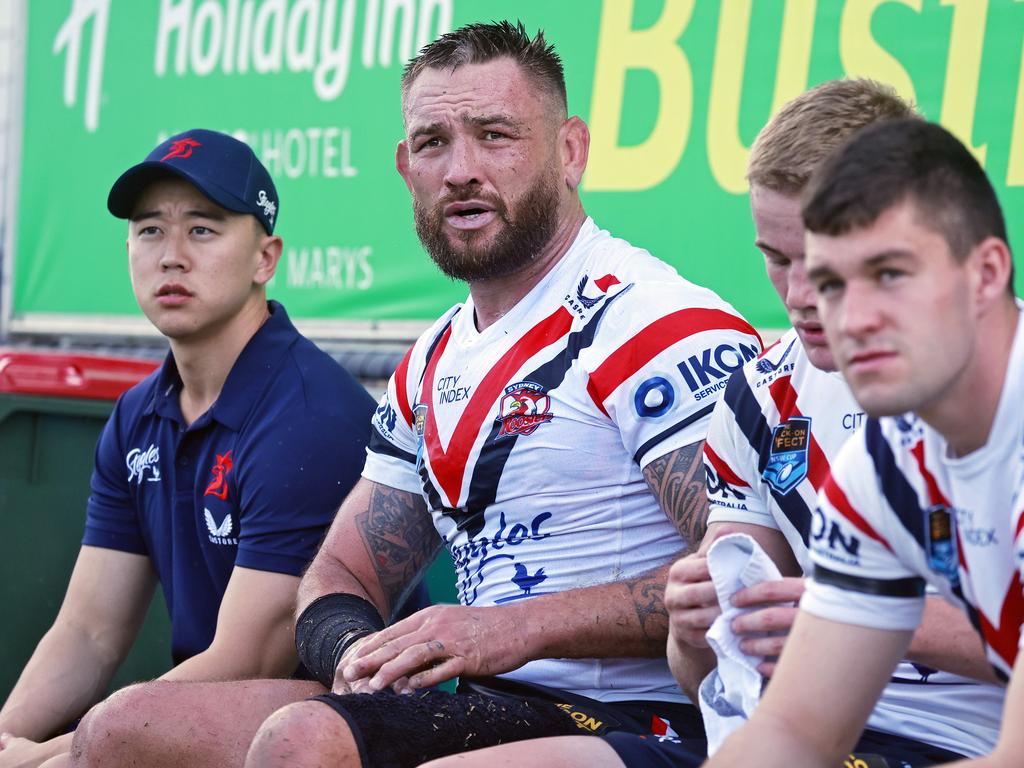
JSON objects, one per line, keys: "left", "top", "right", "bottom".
{"left": 295, "top": 593, "right": 385, "bottom": 689}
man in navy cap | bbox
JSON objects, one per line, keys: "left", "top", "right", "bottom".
{"left": 0, "top": 129, "right": 384, "bottom": 768}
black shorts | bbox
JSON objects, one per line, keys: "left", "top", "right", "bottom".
{"left": 604, "top": 731, "right": 708, "bottom": 768}
{"left": 853, "top": 728, "right": 968, "bottom": 766}
{"left": 602, "top": 726, "right": 968, "bottom": 768}
{"left": 310, "top": 676, "right": 702, "bottom": 767}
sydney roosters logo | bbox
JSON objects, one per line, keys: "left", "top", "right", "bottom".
{"left": 496, "top": 382, "right": 554, "bottom": 438}
{"left": 161, "top": 137, "right": 201, "bottom": 161}
{"left": 203, "top": 451, "right": 234, "bottom": 500}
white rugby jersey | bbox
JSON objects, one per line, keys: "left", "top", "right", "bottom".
{"left": 705, "top": 328, "right": 1002, "bottom": 757}
{"left": 805, "top": 311, "right": 1024, "bottom": 679}
{"left": 363, "top": 218, "right": 762, "bottom": 702}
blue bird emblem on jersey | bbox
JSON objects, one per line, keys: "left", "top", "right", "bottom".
{"left": 495, "top": 563, "right": 549, "bottom": 603}
{"left": 511, "top": 563, "right": 547, "bottom": 595}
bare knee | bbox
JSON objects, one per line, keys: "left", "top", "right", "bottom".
{"left": 71, "top": 682, "right": 169, "bottom": 767}
{"left": 245, "top": 700, "right": 359, "bottom": 768}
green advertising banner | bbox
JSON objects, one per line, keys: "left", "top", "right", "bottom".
{"left": 11, "top": 0, "right": 1024, "bottom": 337}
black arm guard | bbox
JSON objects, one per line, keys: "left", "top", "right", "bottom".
{"left": 295, "top": 593, "right": 386, "bottom": 689}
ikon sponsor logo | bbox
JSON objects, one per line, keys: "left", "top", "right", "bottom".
{"left": 633, "top": 376, "right": 675, "bottom": 418}
{"left": 126, "top": 444, "right": 161, "bottom": 484}
{"left": 677, "top": 343, "right": 759, "bottom": 400}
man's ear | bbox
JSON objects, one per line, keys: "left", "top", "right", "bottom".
{"left": 559, "top": 116, "right": 590, "bottom": 192}
{"left": 254, "top": 234, "right": 283, "bottom": 287}
{"left": 969, "top": 236, "right": 1014, "bottom": 313}
{"left": 395, "top": 140, "right": 414, "bottom": 193}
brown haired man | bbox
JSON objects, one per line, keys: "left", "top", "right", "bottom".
{"left": 708, "top": 118, "right": 1021, "bottom": 767}
{"left": 68, "top": 20, "right": 762, "bottom": 768}
{"left": 419, "top": 80, "right": 1003, "bottom": 768}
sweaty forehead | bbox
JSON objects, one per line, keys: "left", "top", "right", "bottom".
{"left": 402, "top": 59, "right": 549, "bottom": 130}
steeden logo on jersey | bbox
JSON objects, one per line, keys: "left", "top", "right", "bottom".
{"left": 495, "top": 382, "right": 554, "bottom": 438}
{"left": 126, "top": 444, "right": 161, "bottom": 484}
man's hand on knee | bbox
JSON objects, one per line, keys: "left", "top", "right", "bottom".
{"left": 336, "top": 605, "right": 530, "bottom": 693}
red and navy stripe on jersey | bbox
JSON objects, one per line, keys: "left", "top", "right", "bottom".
{"left": 805, "top": 314, "right": 1024, "bottom": 685}
{"left": 704, "top": 327, "right": 1003, "bottom": 757}
{"left": 362, "top": 218, "right": 762, "bottom": 702}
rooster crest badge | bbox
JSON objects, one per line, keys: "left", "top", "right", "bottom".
{"left": 496, "top": 381, "right": 554, "bottom": 438}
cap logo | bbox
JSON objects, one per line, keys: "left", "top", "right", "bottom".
{"left": 256, "top": 190, "right": 277, "bottom": 224}
{"left": 161, "top": 137, "right": 201, "bottom": 161}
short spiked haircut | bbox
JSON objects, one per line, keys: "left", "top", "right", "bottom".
{"left": 401, "top": 20, "right": 567, "bottom": 116}
{"left": 803, "top": 118, "right": 1011, "bottom": 271}
{"left": 748, "top": 79, "right": 917, "bottom": 196}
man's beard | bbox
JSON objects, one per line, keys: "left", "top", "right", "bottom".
{"left": 413, "top": 176, "right": 561, "bottom": 282}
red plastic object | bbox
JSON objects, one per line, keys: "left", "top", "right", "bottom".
{"left": 0, "top": 350, "right": 159, "bottom": 401}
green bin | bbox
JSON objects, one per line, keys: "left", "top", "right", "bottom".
{"left": 0, "top": 349, "right": 460, "bottom": 706}
{"left": 0, "top": 350, "right": 171, "bottom": 703}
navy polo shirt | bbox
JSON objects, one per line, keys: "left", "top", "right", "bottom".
{"left": 84, "top": 301, "right": 378, "bottom": 664}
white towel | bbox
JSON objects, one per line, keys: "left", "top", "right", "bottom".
{"left": 698, "top": 533, "right": 783, "bottom": 755}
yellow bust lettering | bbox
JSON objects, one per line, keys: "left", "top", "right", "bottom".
{"left": 585, "top": 0, "right": 695, "bottom": 191}
{"left": 839, "top": 0, "right": 919, "bottom": 105}
{"left": 939, "top": 0, "right": 988, "bottom": 165}
{"left": 707, "top": 0, "right": 815, "bottom": 194}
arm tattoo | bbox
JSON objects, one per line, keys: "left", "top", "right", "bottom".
{"left": 356, "top": 485, "right": 441, "bottom": 617}
{"left": 628, "top": 577, "right": 669, "bottom": 643}
{"left": 643, "top": 440, "right": 709, "bottom": 555}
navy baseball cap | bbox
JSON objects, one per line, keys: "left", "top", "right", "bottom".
{"left": 107, "top": 129, "right": 279, "bottom": 234}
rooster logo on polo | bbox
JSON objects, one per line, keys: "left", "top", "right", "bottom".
{"left": 203, "top": 451, "right": 238, "bottom": 545}
{"left": 126, "top": 445, "right": 161, "bottom": 484}
{"left": 496, "top": 382, "right": 554, "bottom": 438}
{"left": 161, "top": 137, "right": 200, "bottom": 161}
{"left": 203, "top": 451, "right": 233, "bottom": 500}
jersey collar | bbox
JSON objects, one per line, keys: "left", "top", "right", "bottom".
{"left": 147, "top": 300, "right": 299, "bottom": 431}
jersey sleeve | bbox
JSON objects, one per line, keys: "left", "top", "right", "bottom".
{"left": 233, "top": 380, "right": 376, "bottom": 575}
{"left": 584, "top": 282, "right": 763, "bottom": 469}
{"left": 83, "top": 397, "right": 148, "bottom": 555}
{"left": 361, "top": 343, "right": 425, "bottom": 494}
{"left": 801, "top": 430, "right": 927, "bottom": 631}
{"left": 703, "top": 378, "right": 777, "bottom": 531}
